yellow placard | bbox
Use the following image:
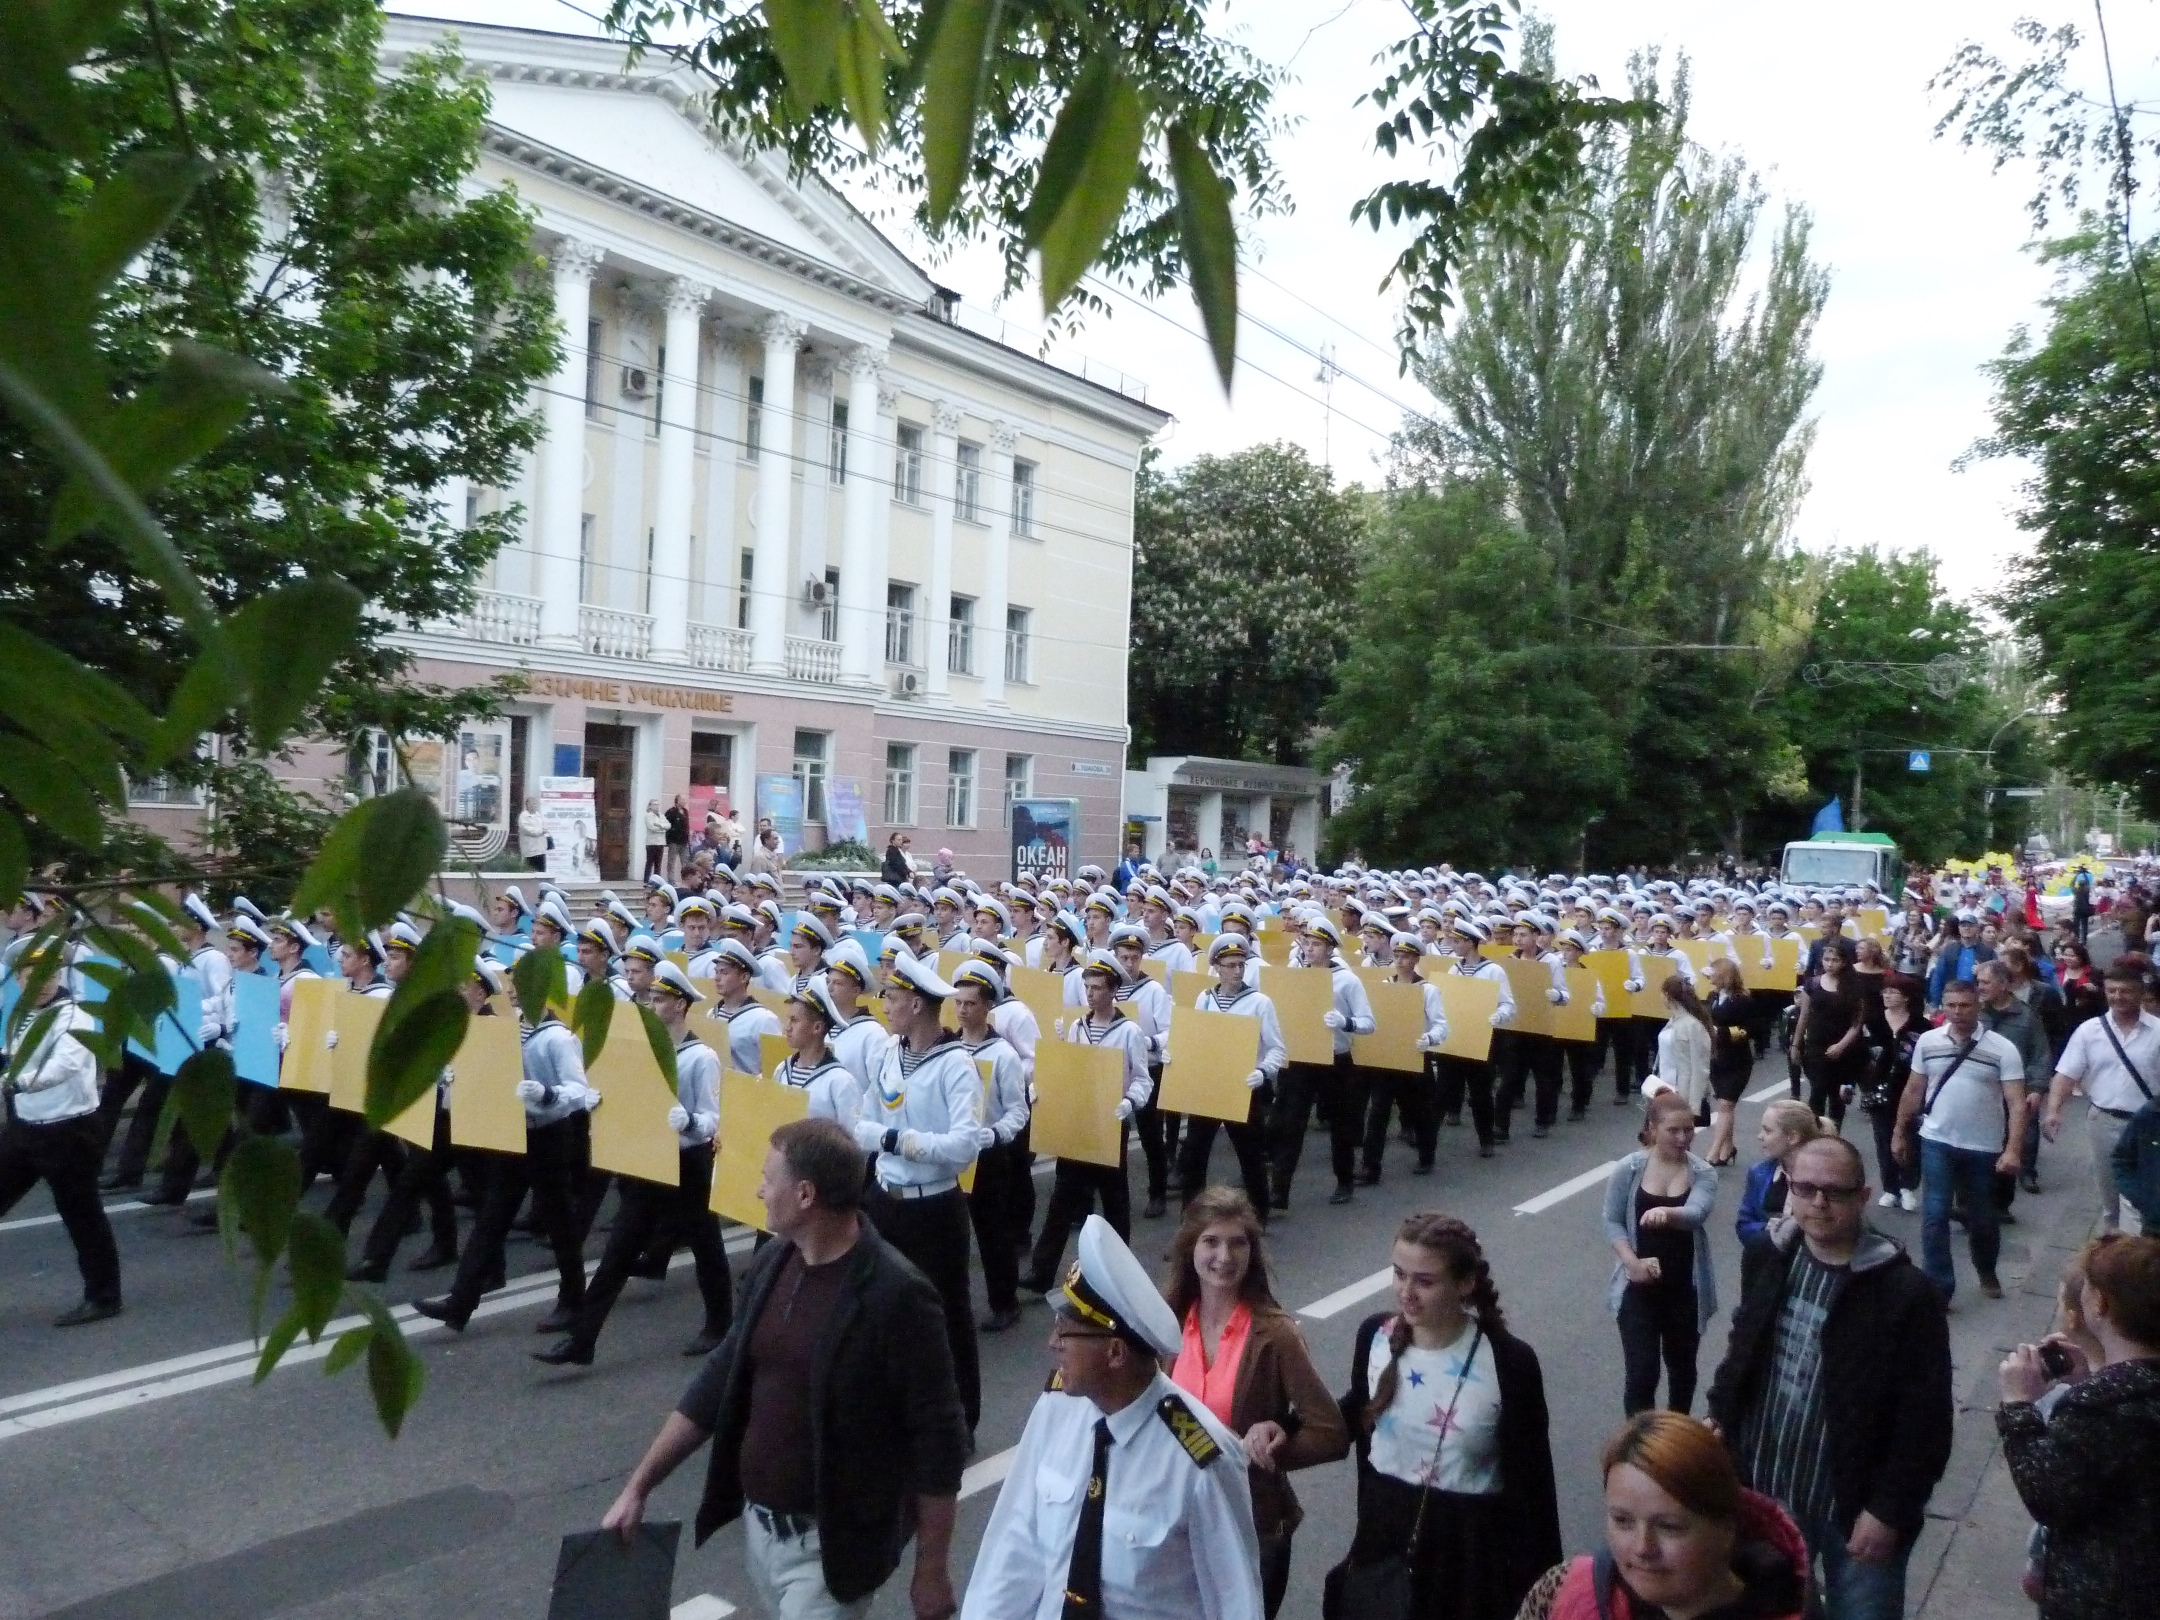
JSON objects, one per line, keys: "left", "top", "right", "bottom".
{"left": 1553, "top": 967, "right": 1599, "bottom": 1042}
{"left": 1254, "top": 925, "right": 1289, "bottom": 963}
{"left": 1857, "top": 907, "right": 1889, "bottom": 940}
{"left": 749, "top": 986, "right": 788, "bottom": 1016}
{"left": 1433, "top": 973, "right": 1501, "bottom": 1062}
{"left": 1192, "top": 934, "right": 1216, "bottom": 958}
{"left": 1267, "top": 965, "right": 1338, "bottom": 1065}
{"left": 385, "top": 1083, "right": 437, "bottom": 1150}
{"left": 447, "top": 1012, "right": 527, "bottom": 1155}
{"left": 1583, "top": 950, "right": 1634, "bottom": 1017}
{"left": 1356, "top": 981, "right": 1430, "bottom": 1074}
{"left": 1797, "top": 924, "right": 1822, "bottom": 943}
{"left": 588, "top": 1011, "right": 682, "bottom": 1186}
{"left": 1501, "top": 961, "right": 1554, "bottom": 1040}
{"left": 1031, "top": 1039, "right": 1126, "bottom": 1167}
{"left": 278, "top": 977, "right": 339, "bottom": 1094}
{"left": 1170, "top": 969, "right": 1214, "bottom": 1009}
{"left": 330, "top": 993, "right": 386, "bottom": 1113}
{"left": 1675, "top": 939, "right": 1715, "bottom": 981}
{"left": 960, "top": 1057, "right": 992, "bottom": 1193}
{"left": 1744, "top": 936, "right": 1801, "bottom": 993}
{"left": 666, "top": 951, "right": 690, "bottom": 973}
{"left": 1010, "top": 964, "right": 1070, "bottom": 1040}
{"left": 686, "top": 1007, "right": 736, "bottom": 1072}
{"left": 936, "top": 951, "right": 966, "bottom": 981}
{"left": 1159, "top": 1005, "right": 1263, "bottom": 1123}
{"left": 759, "top": 1032, "right": 787, "bottom": 1081}
{"left": 710, "top": 1070, "right": 809, "bottom": 1229}
{"left": 1479, "top": 941, "right": 1514, "bottom": 962}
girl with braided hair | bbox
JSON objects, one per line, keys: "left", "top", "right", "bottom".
{"left": 1329, "top": 1213, "right": 1561, "bottom": 1620}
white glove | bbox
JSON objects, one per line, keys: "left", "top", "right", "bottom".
{"left": 1245, "top": 1068, "right": 1267, "bottom": 1090}
{"left": 853, "top": 1119, "right": 884, "bottom": 1153}
{"left": 975, "top": 1125, "right": 997, "bottom": 1149}
{"left": 1114, "top": 1099, "right": 1135, "bottom": 1121}
{"left": 1489, "top": 1008, "right": 1510, "bottom": 1028}
{"left": 1623, "top": 979, "right": 1644, "bottom": 993}
{"left": 1322, "top": 1009, "right": 1346, "bottom": 1031}
{"left": 273, "top": 1021, "right": 289, "bottom": 1052}
{"left": 324, "top": 1029, "right": 339, "bottom": 1049}
{"left": 1028, "top": 1083, "right": 1039, "bottom": 1105}
{"left": 1052, "top": 1018, "right": 1066, "bottom": 1037}
{"left": 1415, "top": 1031, "right": 1436, "bottom": 1051}
{"left": 668, "top": 1105, "right": 690, "bottom": 1133}
{"left": 515, "top": 1078, "right": 544, "bottom": 1104}
{"left": 582, "top": 1089, "right": 602, "bottom": 1112}
{"left": 1545, "top": 987, "right": 1564, "bottom": 1004}
{"left": 897, "top": 1129, "right": 923, "bottom": 1160}
{"left": 1156, "top": 1048, "right": 1171, "bottom": 1067}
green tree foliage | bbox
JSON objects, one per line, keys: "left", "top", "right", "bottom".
{"left": 1, "top": 0, "right": 556, "bottom": 887}
{"left": 1128, "top": 444, "right": 1366, "bottom": 765}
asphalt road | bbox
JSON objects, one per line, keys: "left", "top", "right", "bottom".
{"left": 0, "top": 1038, "right": 2096, "bottom": 1620}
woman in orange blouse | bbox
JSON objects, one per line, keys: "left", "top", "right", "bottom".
{"left": 1163, "top": 1186, "right": 1350, "bottom": 1616}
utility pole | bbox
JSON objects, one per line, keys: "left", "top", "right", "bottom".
{"left": 1314, "top": 343, "right": 1340, "bottom": 474}
{"left": 1851, "top": 758, "right": 1864, "bottom": 831}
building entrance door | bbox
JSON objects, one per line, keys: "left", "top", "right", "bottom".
{"left": 584, "top": 723, "right": 636, "bottom": 880}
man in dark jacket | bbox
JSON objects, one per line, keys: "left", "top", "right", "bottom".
{"left": 601, "top": 1117, "right": 968, "bottom": 1616}
{"left": 1708, "top": 1135, "right": 1952, "bottom": 1620}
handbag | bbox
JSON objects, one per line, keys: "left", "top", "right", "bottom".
{"left": 1321, "top": 1325, "right": 1485, "bottom": 1620}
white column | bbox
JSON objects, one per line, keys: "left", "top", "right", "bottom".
{"left": 749, "top": 313, "right": 806, "bottom": 671}
{"left": 837, "top": 345, "right": 887, "bottom": 684}
{"left": 651, "top": 277, "right": 707, "bottom": 662}
{"left": 981, "top": 422, "right": 1015, "bottom": 706}
{"left": 700, "top": 337, "right": 745, "bottom": 627}
{"left": 874, "top": 379, "right": 900, "bottom": 674}
{"left": 926, "top": 400, "right": 960, "bottom": 698}
{"left": 536, "top": 237, "right": 604, "bottom": 645}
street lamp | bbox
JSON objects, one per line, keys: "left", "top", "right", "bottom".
{"left": 1983, "top": 706, "right": 2043, "bottom": 849}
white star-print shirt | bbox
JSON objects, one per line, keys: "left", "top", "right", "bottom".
{"left": 1364, "top": 1320, "right": 1503, "bottom": 1494}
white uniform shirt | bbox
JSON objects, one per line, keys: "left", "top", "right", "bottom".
{"left": 990, "top": 998, "right": 1041, "bottom": 1083}
{"left": 703, "top": 999, "right": 781, "bottom": 1078}
{"left": 965, "top": 1032, "right": 1030, "bottom": 1143}
{"left": 827, "top": 1013, "right": 888, "bottom": 1095}
{"left": 185, "top": 943, "right": 236, "bottom": 1046}
{"left": 1325, "top": 961, "right": 1376, "bottom": 1055}
{"left": 959, "top": 1370, "right": 1262, "bottom": 1620}
{"left": 775, "top": 1052, "right": 862, "bottom": 1128}
{"left": 1113, "top": 976, "right": 1171, "bottom": 1064}
{"left": 674, "top": 1036, "right": 721, "bottom": 1146}
{"left": 859, "top": 1035, "right": 982, "bottom": 1190}
{"left": 2054, "top": 1010, "right": 2160, "bottom": 1115}
{"left": 7, "top": 996, "right": 101, "bottom": 1123}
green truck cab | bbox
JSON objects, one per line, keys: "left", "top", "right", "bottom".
{"left": 1778, "top": 832, "right": 1905, "bottom": 898}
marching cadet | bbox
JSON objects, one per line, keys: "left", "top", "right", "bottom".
{"left": 1172, "top": 934, "right": 1284, "bottom": 1220}
{"left": 960, "top": 1214, "right": 1262, "bottom": 1620}
{"left": 1513, "top": 913, "right": 1573, "bottom": 1141}
{"left": 1266, "top": 917, "right": 1374, "bottom": 1210}
{"left": 953, "top": 959, "right": 1031, "bottom": 1333}
{"left": 575, "top": 919, "right": 633, "bottom": 1001}
{"left": 700, "top": 939, "right": 782, "bottom": 1076}
{"left": 771, "top": 976, "right": 864, "bottom": 1125}
{"left": 535, "top": 961, "right": 732, "bottom": 1366}
{"left": 1554, "top": 928, "right": 1608, "bottom": 1121}
{"left": 1433, "top": 919, "right": 1515, "bottom": 1158}
{"left": 415, "top": 983, "right": 595, "bottom": 1336}
{"left": 1108, "top": 924, "right": 1176, "bottom": 1219}
{"left": 642, "top": 880, "right": 677, "bottom": 942}
{"left": 856, "top": 952, "right": 985, "bottom": 1435}
{"left": 323, "top": 921, "right": 431, "bottom": 1236}
{"left": 932, "top": 887, "right": 969, "bottom": 951}
{"left": 676, "top": 895, "right": 718, "bottom": 973}
{"left": 1756, "top": 899, "right": 1803, "bottom": 1075}
{"left": 1, "top": 946, "right": 125, "bottom": 1326}
{"left": 1040, "top": 910, "right": 1087, "bottom": 1006}
{"left": 972, "top": 895, "right": 1013, "bottom": 945}
{"left": 487, "top": 885, "right": 531, "bottom": 952}
{"left": 1358, "top": 932, "right": 1450, "bottom": 1182}
{"left": 621, "top": 933, "right": 665, "bottom": 1001}
{"left": 1357, "top": 913, "right": 1395, "bottom": 970}
{"left": 784, "top": 914, "right": 834, "bottom": 993}
{"left": 1591, "top": 908, "right": 1646, "bottom": 1103}
{"left": 818, "top": 940, "right": 887, "bottom": 1091}
{"left": 134, "top": 893, "right": 236, "bottom": 1207}
{"left": 292, "top": 931, "right": 392, "bottom": 1195}
{"left": 1022, "top": 949, "right": 1153, "bottom": 1290}
{"left": 529, "top": 899, "right": 584, "bottom": 996}
{"left": 1138, "top": 888, "right": 1196, "bottom": 978}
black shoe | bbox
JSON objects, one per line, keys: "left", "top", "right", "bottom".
{"left": 411, "top": 1296, "right": 470, "bottom": 1332}
{"left": 682, "top": 1329, "right": 725, "bottom": 1356}
{"left": 1613, "top": 1093, "right": 1631, "bottom": 1106}
{"left": 1532, "top": 1124, "right": 1551, "bottom": 1139}
{"left": 1354, "top": 1168, "right": 1381, "bottom": 1187}
{"left": 99, "top": 1174, "right": 141, "bottom": 1193}
{"left": 1493, "top": 1127, "right": 1511, "bottom": 1145}
{"left": 628, "top": 1256, "right": 671, "bottom": 1282}
{"left": 1016, "top": 1272, "right": 1054, "bottom": 1296}
{"left": 1979, "top": 1273, "right": 2005, "bottom": 1300}
{"left": 186, "top": 1204, "right": 221, "bottom": 1231}
{"left": 137, "top": 1186, "right": 188, "bottom": 1207}
{"left": 346, "top": 1260, "right": 388, "bottom": 1284}
{"left": 408, "top": 1244, "right": 457, "bottom": 1273}
{"left": 1329, "top": 1183, "right": 1354, "bottom": 1205}
{"left": 1143, "top": 1195, "right": 1167, "bottom": 1219}
{"left": 1478, "top": 1143, "right": 1495, "bottom": 1158}
{"left": 54, "top": 1299, "right": 122, "bottom": 1328}
{"left": 533, "top": 1305, "right": 578, "bottom": 1334}
{"left": 1270, "top": 1191, "right": 1289, "bottom": 1212}
{"left": 1443, "top": 1113, "right": 1463, "bottom": 1128}
{"left": 1567, "top": 1108, "right": 1587, "bottom": 1122}
{"left": 980, "top": 1307, "right": 1022, "bottom": 1333}
{"left": 532, "top": 1338, "right": 594, "bottom": 1367}
{"left": 1412, "top": 1159, "right": 1434, "bottom": 1176}
{"left": 1998, "top": 1208, "right": 2019, "bottom": 1226}
{"left": 2019, "top": 1172, "right": 2041, "bottom": 1195}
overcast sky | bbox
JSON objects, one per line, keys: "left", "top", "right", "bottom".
{"left": 408, "top": 1, "right": 2160, "bottom": 600}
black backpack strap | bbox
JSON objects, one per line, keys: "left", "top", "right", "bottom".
{"left": 1591, "top": 1546, "right": 1619, "bottom": 1620}
{"left": 2097, "top": 1017, "right": 2157, "bottom": 1103}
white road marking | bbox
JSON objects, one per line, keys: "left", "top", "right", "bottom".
{"left": 1744, "top": 1080, "right": 1789, "bottom": 1103}
{"left": 960, "top": 1444, "right": 1018, "bottom": 1499}
{"left": 1513, "top": 1160, "right": 1621, "bottom": 1217}
{"left": 0, "top": 1187, "right": 214, "bottom": 1235}
{"left": 1295, "top": 1266, "right": 1396, "bottom": 1321}
{"left": 671, "top": 1596, "right": 737, "bottom": 1618}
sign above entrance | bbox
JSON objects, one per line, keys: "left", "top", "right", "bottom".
{"left": 527, "top": 673, "right": 734, "bottom": 714}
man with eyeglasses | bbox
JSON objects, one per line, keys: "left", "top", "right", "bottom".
{"left": 1708, "top": 1135, "right": 1951, "bottom": 1620}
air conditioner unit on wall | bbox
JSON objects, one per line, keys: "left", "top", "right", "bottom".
{"left": 802, "top": 578, "right": 831, "bottom": 608}
{"left": 892, "top": 670, "right": 921, "bottom": 697}
{"left": 620, "top": 366, "right": 651, "bottom": 398}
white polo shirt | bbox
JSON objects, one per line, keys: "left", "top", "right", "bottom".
{"left": 1912, "top": 1024, "right": 2027, "bottom": 1154}
{"left": 2055, "top": 1010, "right": 2160, "bottom": 1116}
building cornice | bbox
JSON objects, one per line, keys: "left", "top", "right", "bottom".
{"left": 892, "top": 313, "right": 1170, "bottom": 444}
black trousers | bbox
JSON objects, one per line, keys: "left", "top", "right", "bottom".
{"left": 1434, "top": 1055, "right": 1496, "bottom": 1147}
{"left": 1134, "top": 1066, "right": 1180, "bottom": 1200}
{"left": 568, "top": 1143, "right": 731, "bottom": 1350}
{"left": 1030, "top": 1127, "right": 1134, "bottom": 1282}
{"left": 295, "top": 1094, "right": 359, "bottom": 1190}
{"left": 1800, "top": 1047, "right": 1855, "bottom": 1125}
{"left": 1361, "top": 1062, "right": 1436, "bottom": 1173}
{"left": 1595, "top": 1017, "right": 1639, "bottom": 1099}
{"left": 360, "top": 1109, "right": 461, "bottom": 1269}
{"left": 868, "top": 1184, "right": 981, "bottom": 1431}
{"left": 966, "top": 1138, "right": 1031, "bottom": 1313}
{"left": 1565, "top": 1039, "right": 1600, "bottom": 1115}
{"left": 1510, "top": 1035, "right": 1566, "bottom": 1129}
{"left": 1268, "top": 1052, "right": 1365, "bottom": 1192}
{"left": 1011, "top": 1121, "right": 1038, "bottom": 1241}
{"left": 442, "top": 1117, "right": 588, "bottom": 1319}
{"left": 97, "top": 1051, "right": 163, "bottom": 1180}
{"left": 1618, "top": 1281, "right": 1699, "bottom": 1415}
{"left": 1865, "top": 1105, "right": 1907, "bottom": 1199}
{"left": 1493, "top": 1031, "right": 1527, "bottom": 1131}
{"left": 0, "top": 1112, "right": 122, "bottom": 1306}
{"left": 1177, "top": 1087, "right": 1274, "bottom": 1216}
{"left": 325, "top": 1127, "right": 405, "bottom": 1234}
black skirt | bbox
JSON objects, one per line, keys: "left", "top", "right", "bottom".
{"left": 1353, "top": 1469, "right": 1524, "bottom": 1620}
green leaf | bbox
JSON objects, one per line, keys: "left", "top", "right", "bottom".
{"left": 573, "top": 980, "right": 615, "bottom": 1070}
{"left": 0, "top": 811, "right": 24, "bottom": 907}
{"left": 227, "top": 576, "right": 364, "bottom": 753}
{"left": 360, "top": 1293, "right": 424, "bottom": 1438}
{"left": 637, "top": 1002, "right": 678, "bottom": 1093}
{"left": 219, "top": 1134, "right": 301, "bottom": 1271}
{"left": 1026, "top": 58, "right": 1144, "bottom": 315}
{"left": 918, "top": 0, "right": 1001, "bottom": 227}
{"left": 290, "top": 798, "right": 377, "bottom": 939}
{"left": 69, "top": 154, "right": 214, "bottom": 289}
{"left": 0, "top": 622, "right": 155, "bottom": 759}
{"left": 254, "top": 1302, "right": 306, "bottom": 1384}
{"left": 286, "top": 1211, "right": 346, "bottom": 1338}
{"left": 4, "top": 1005, "right": 60, "bottom": 1090}
{"left": 146, "top": 640, "right": 243, "bottom": 769}
{"left": 117, "top": 898, "right": 187, "bottom": 961}
{"left": 834, "top": 0, "right": 905, "bottom": 151}
{"left": 0, "top": 737, "right": 111, "bottom": 844}
{"left": 355, "top": 789, "right": 445, "bottom": 928}
{"left": 171, "top": 1048, "right": 235, "bottom": 1167}
{"left": 366, "top": 991, "right": 465, "bottom": 1129}
{"left": 323, "top": 1322, "right": 373, "bottom": 1376}
{"left": 763, "top": 0, "right": 844, "bottom": 122}
{"left": 510, "top": 943, "right": 564, "bottom": 1026}
{"left": 1167, "top": 123, "right": 1240, "bottom": 392}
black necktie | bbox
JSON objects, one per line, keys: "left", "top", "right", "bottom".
{"left": 1062, "top": 1419, "right": 1112, "bottom": 1617}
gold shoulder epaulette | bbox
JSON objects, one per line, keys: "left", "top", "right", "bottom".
{"left": 1044, "top": 1368, "right": 1065, "bottom": 1393}
{"left": 1156, "top": 1392, "right": 1221, "bottom": 1467}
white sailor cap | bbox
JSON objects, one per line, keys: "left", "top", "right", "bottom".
{"left": 792, "top": 914, "right": 836, "bottom": 949}
{"left": 623, "top": 933, "right": 666, "bottom": 965}
{"left": 1082, "top": 889, "right": 1119, "bottom": 917}
{"left": 787, "top": 974, "right": 843, "bottom": 1025}
{"left": 975, "top": 896, "right": 1013, "bottom": 933}
{"left": 1055, "top": 1214, "right": 1182, "bottom": 1357}
{"left": 708, "top": 938, "right": 760, "bottom": 975}
{"left": 754, "top": 900, "right": 785, "bottom": 931}
{"left": 888, "top": 952, "right": 955, "bottom": 1000}
{"left": 1048, "top": 910, "right": 1087, "bottom": 947}
{"left": 500, "top": 885, "right": 532, "bottom": 917}
{"left": 385, "top": 920, "right": 424, "bottom": 953}
{"left": 1079, "top": 947, "right": 1123, "bottom": 980}
{"left": 577, "top": 918, "right": 618, "bottom": 955}
{"left": 230, "top": 895, "right": 268, "bottom": 923}
{"left": 647, "top": 876, "right": 678, "bottom": 902}
{"left": 267, "top": 914, "right": 318, "bottom": 950}
{"left": 1449, "top": 916, "right": 1491, "bottom": 943}
{"left": 1107, "top": 921, "right": 1147, "bottom": 948}
{"left": 950, "top": 958, "right": 1007, "bottom": 1001}
{"left": 1206, "top": 933, "right": 1254, "bottom": 964}
{"left": 1306, "top": 916, "right": 1345, "bottom": 950}
{"left": 473, "top": 957, "right": 511, "bottom": 997}
{"left": 1389, "top": 930, "right": 1425, "bottom": 956}
{"left": 1557, "top": 928, "right": 1592, "bottom": 951}
{"left": 872, "top": 882, "right": 902, "bottom": 906}
{"left": 823, "top": 938, "right": 872, "bottom": 987}
{"left": 651, "top": 961, "right": 702, "bottom": 1003}
{"left": 534, "top": 898, "right": 575, "bottom": 937}
{"left": 675, "top": 895, "right": 716, "bottom": 921}
{"left": 606, "top": 899, "right": 640, "bottom": 934}
{"left": 1076, "top": 863, "right": 1107, "bottom": 884}
{"left": 182, "top": 893, "right": 220, "bottom": 934}
{"left": 227, "top": 915, "right": 273, "bottom": 953}
{"left": 350, "top": 930, "right": 388, "bottom": 966}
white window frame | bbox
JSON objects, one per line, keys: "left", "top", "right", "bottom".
{"left": 744, "top": 375, "right": 764, "bottom": 461}
{"left": 1011, "top": 458, "right": 1037, "bottom": 537}
{"left": 819, "top": 566, "right": 840, "bottom": 642}
{"left": 948, "top": 594, "right": 975, "bottom": 675}
{"left": 584, "top": 319, "right": 603, "bottom": 421}
{"left": 829, "top": 398, "right": 849, "bottom": 483}
{"left": 946, "top": 747, "right": 977, "bottom": 829}
{"left": 737, "top": 548, "right": 754, "bottom": 631}
{"left": 1002, "top": 753, "right": 1033, "bottom": 826}
{"left": 1004, "top": 606, "right": 1032, "bottom": 684}
{"left": 884, "top": 742, "right": 918, "bottom": 826}
{"left": 955, "top": 440, "right": 982, "bottom": 522}
{"left": 885, "top": 581, "right": 917, "bottom": 666}
{"left": 894, "top": 422, "right": 924, "bottom": 504}
{"left": 792, "top": 729, "right": 830, "bottom": 824}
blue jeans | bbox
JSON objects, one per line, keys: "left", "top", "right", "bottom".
{"left": 1798, "top": 1512, "right": 1912, "bottom": 1620}
{"left": 1920, "top": 1137, "right": 2000, "bottom": 1298}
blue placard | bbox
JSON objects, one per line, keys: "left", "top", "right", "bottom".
{"left": 848, "top": 929, "right": 885, "bottom": 963}
{"left": 487, "top": 936, "right": 525, "bottom": 966}
{"left": 1908, "top": 751, "right": 1931, "bottom": 773}
{"left": 231, "top": 973, "right": 281, "bottom": 1086}
{"left": 303, "top": 943, "right": 335, "bottom": 976}
{"left": 126, "top": 977, "right": 202, "bottom": 1076}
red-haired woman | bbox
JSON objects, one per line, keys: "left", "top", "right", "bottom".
{"left": 1334, "top": 1213, "right": 1560, "bottom": 1620}
{"left": 1514, "top": 1410, "right": 1807, "bottom": 1620}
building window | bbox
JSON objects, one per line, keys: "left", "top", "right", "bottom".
{"left": 1011, "top": 458, "right": 1036, "bottom": 537}
{"left": 948, "top": 595, "right": 975, "bottom": 675}
{"left": 955, "top": 441, "right": 982, "bottom": 521}
{"left": 737, "top": 549, "right": 753, "bottom": 631}
{"left": 829, "top": 399, "right": 848, "bottom": 483}
{"left": 463, "top": 486, "right": 480, "bottom": 530}
{"left": 884, "top": 743, "right": 917, "bottom": 826}
{"left": 744, "top": 375, "right": 763, "bottom": 461}
{"left": 946, "top": 748, "right": 977, "bottom": 828}
{"left": 1002, "top": 753, "right": 1033, "bottom": 826}
{"left": 689, "top": 730, "right": 733, "bottom": 792}
{"left": 819, "top": 566, "right": 840, "bottom": 641}
{"left": 1004, "top": 606, "right": 1032, "bottom": 684}
{"left": 651, "top": 345, "right": 665, "bottom": 436}
{"left": 579, "top": 514, "right": 596, "bottom": 605}
{"left": 584, "top": 319, "right": 602, "bottom": 420}
{"left": 894, "top": 422, "right": 923, "bottom": 504}
{"left": 347, "top": 729, "right": 395, "bottom": 800}
{"left": 885, "top": 581, "right": 916, "bottom": 665}
{"left": 793, "top": 729, "right": 829, "bottom": 824}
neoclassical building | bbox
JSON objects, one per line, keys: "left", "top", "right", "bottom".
{"left": 335, "top": 15, "right": 1165, "bottom": 880}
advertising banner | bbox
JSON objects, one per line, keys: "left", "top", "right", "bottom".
{"left": 1010, "top": 797, "right": 1080, "bottom": 884}
{"left": 826, "top": 777, "right": 868, "bottom": 845}
{"left": 540, "top": 776, "right": 599, "bottom": 881}
{"left": 755, "top": 774, "right": 804, "bottom": 853}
